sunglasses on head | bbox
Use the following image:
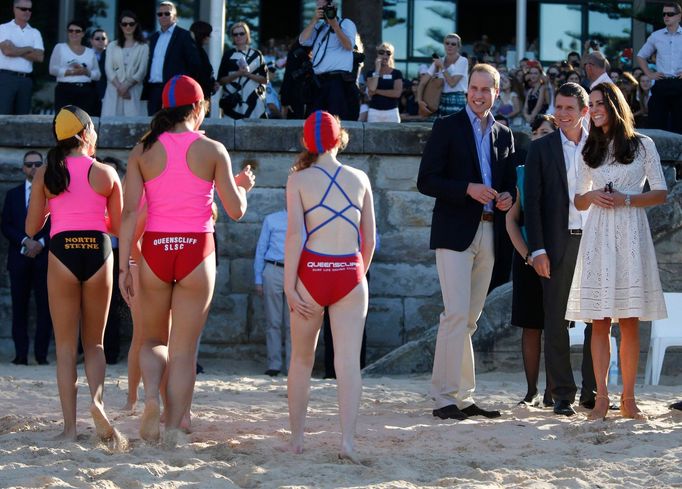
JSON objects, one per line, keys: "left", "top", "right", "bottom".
{"left": 157, "top": 11, "right": 172, "bottom": 17}
{"left": 68, "top": 28, "right": 83, "bottom": 34}
{"left": 120, "top": 22, "right": 136, "bottom": 27}
{"left": 15, "top": 6, "right": 32, "bottom": 12}
{"left": 232, "top": 31, "right": 246, "bottom": 37}
{"left": 377, "top": 49, "right": 392, "bottom": 56}
{"left": 24, "top": 161, "right": 43, "bottom": 168}
{"left": 663, "top": 11, "right": 680, "bottom": 17}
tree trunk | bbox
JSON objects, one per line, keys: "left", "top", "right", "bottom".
{"left": 343, "top": 0, "right": 382, "bottom": 64}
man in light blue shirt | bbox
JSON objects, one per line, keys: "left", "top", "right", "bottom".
{"left": 299, "top": 0, "right": 358, "bottom": 120}
{"left": 636, "top": 1, "right": 682, "bottom": 133}
{"left": 254, "top": 208, "right": 290, "bottom": 376}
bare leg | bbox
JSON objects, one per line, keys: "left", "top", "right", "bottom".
{"left": 286, "top": 282, "right": 324, "bottom": 454}
{"left": 164, "top": 256, "right": 215, "bottom": 433}
{"left": 80, "top": 256, "right": 115, "bottom": 440}
{"left": 329, "top": 278, "right": 368, "bottom": 464}
{"left": 588, "top": 318, "right": 611, "bottom": 421}
{"left": 138, "top": 258, "right": 172, "bottom": 442}
{"left": 619, "top": 317, "right": 645, "bottom": 419}
{"left": 123, "top": 264, "right": 143, "bottom": 412}
{"left": 47, "top": 254, "right": 82, "bottom": 441}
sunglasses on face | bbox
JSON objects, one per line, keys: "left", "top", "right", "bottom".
{"left": 663, "top": 11, "right": 680, "bottom": 17}
{"left": 120, "top": 22, "right": 136, "bottom": 27}
{"left": 376, "top": 49, "right": 392, "bottom": 56}
{"left": 68, "top": 28, "right": 83, "bottom": 34}
{"left": 232, "top": 31, "right": 246, "bottom": 37}
{"left": 444, "top": 42, "right": 458, "bottom": 47}
{"left": 157, "top": 11, "right": 172, "bottom": 17}
{"left": 24, "top": 161, "right": 43, "bottom": 168}
{"left": 93, "top": 37, "right": 106, "bottom": 41}
{"left": 15, "top": 6, "right": 32, "bottom": 12}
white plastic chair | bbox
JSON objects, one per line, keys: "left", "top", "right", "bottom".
{"left": 569, "top": 321, "right": 619, "bottom": 385}
{"left": 644, "top": 292, "right": 682, "bottom": 385}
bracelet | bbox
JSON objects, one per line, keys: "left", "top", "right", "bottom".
{"left": 524, "top": 252, "right": 531, "bottom": 265}
{"left": 624, "top": 194, "right": 631, "bottom": 207}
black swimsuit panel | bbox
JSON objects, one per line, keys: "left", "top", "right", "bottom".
{"left": 50, "top": 231, "right": 112, "bottom": 282}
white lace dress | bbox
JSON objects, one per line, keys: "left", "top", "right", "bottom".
{"left": 566, "top": 135, "right": 668, "bottom": 322}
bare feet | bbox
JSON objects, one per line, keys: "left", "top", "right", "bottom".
{"left": 587, "top": 395, "right": 609, "bottom": 421}
{"left": 180, "top": 410, "right": 192, "bottom": 433}
{"left": 338, "top": 446, "right": 363, "bottom": 465}
{"left": 121, "top": 399, "right": 136, "bottom": 413}
{"left": 162, "top": 428, "right": 187, "bottom": 449}
{"left": 620, "top": 396, "right": 646, "bottom": 420}
{"left": 52, "top": 429, "right": 77, "bottom": 442}
{"left": 140, "top": 399, "right": 161, "bottom": 442}
{"left": 90, "top": 402, "right": 114, "bottom": 440}
{"left": 288, "top": 436, "right": 304, "bottom": 454}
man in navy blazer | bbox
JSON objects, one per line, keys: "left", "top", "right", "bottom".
{"left": 143, "top": 1, "right": 201, "bottom": 115}
{"left": 418, "top": 64, "right": 516, "bottom": 421}
{"left": 1, "top": 151, "right": 52, "bottom": 365}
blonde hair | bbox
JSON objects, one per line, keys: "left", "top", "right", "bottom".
{"left": 470, "top": 63, "right": 500, "bottom": 91}
{"left": 376, "top": 41, "right": 395, "bottom": 68}
{"left": 231, "top": 21, "right": 251, "bottom": 44}
{"left": 444, "top": 33, "right": 461, "bottom": 46}
{"left": 159, "top": 1, "right": 177, "bottom": 15}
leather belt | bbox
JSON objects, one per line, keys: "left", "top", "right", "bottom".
{"left": 57, "top": 82, "right": 90, "bottom": 87}
{"left": 0, "top": 69, "right": 29, "bottom": 77}
{"left": 568, "top": 229, "right": 582, "bottom": 236}
{"left": 266, "top": 259, "right": 284, "bottom": 268}
{"left": 481, "top": 212, "right": 494, "bottom": 222}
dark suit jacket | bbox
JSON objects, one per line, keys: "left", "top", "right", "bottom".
{"left": 95, "top": 50, "right": 107, "bottom": 100}
{"left": 143, "top": 25, "right": 201, "bottom": 97}
{"left": 1, "top": 183, "right": 50, "bottom": 271}
{"left": 524, "top": 130, "right": 571, "bottom": 266}
{"left": 417, "top": 109, "right": 517, "bottom": 252}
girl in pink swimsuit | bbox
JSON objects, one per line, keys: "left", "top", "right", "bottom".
{"left": 284, "top": 111, "right": 376, "bottom": 462}
{"left": 26, "top": 105, "right": 123, "bottom": 444}
{"left": 118, "top": 76, "right": 254, "bottom": 443}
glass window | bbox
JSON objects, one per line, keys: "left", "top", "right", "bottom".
{"left": 412, "top": 0, "right": 456, "bottom": 58}
{"left": 588, "top": 3, "right": 631, "bottom": 61}
{"left": 227, "top": 0, "right": 261, "bottom": 47}
{"left": 539, "top": 3, "right": 583, "bottom": 63}
{"left": 383, "top": 0, "right": 408, "bottom": 60}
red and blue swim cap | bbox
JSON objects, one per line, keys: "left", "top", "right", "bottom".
{"left": 303, "top": 110, "right": 341, "bottom": 154}
{"left": 162, "top": 75, "right": 204, "bottom": 109}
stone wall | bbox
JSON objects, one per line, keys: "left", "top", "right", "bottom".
{"left": 1, "top": 116, "right": 681, "bottom": 368}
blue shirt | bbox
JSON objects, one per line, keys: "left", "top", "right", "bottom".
{"left": 253, "top": 210, "right": 287, "bottom": 285}
{"left": 637, "top": 26, "right": 682, "bottom": 77}
{"left": 300, "top": 19, "right": 356, "bottom": 74}
{"left": 149, "top": 23, "right": 176, "bottom": 83}
{"left": 465, "top": 105, "right": 495, "bottom": 212}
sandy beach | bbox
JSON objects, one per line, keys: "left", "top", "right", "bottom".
{"left": 0, "top": 360, "right": 680, "bottom": 489}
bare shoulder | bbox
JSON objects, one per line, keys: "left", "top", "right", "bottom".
{"left": 197, "top": 133, "right": 227, "bottom": 155}
{"left": 342, "top": 164, "right": 371, "bottom": 187}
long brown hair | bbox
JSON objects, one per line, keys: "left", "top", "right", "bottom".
{"left": 582, "top": 82, "right": 640, "bottom": 169}
{"left": 139, "top": 102, "right": 205, "bottom": 152}
{"left": 291, "top": 130, "right": 349, "bottom": 172}
{"left": 44, "top": 125, "right": 91, "bottom": 195}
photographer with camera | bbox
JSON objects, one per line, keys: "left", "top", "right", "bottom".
{"left": 298, "top": 0, "right": 357, "bottom": 120}
{"left": 218, "top": 22, "right": 267, "bottom": 120}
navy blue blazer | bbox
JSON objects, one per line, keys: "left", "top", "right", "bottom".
{"left": 144, "top": 25, "right": 201, "bottom": 92}
{"left": 1, "top": 183, "right": 50, "bottom": 271}
{"left": 417, "top": 109, "right": 517, "bottom": 252}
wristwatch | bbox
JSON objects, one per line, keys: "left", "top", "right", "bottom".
{"left": 524, "top": 252, "right": 532, "bottom": 265}
{"left": 624, "top": 194, "right": 631, "bottom": 207}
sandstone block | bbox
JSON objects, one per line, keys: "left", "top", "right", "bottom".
{"left": 366, "top": 298, "right": 403, "bottom": 347}
{"left": 386, "top": 191, "right": 434, "bottom": 227}
{"left": 97, "top": 117, "right": 148, "bottom": 148}
{"left": 376, "top": 228, "right": 432, "bottom": 263}
{"left": 203, "top": 294, "right": 249, "bottom": 344}
{"left": 374, "top": 156, "right": 420, "bottom": 190}
{"left": 230, "top": 258, "right": 255, "bottom": 293}
{"left": 404, "top": 297, "right": 443, "bottom": 342}
{"left": 370, "top": 263, "right": 439, "bottom": 297}
{"left": 363, "top": 122, "right": 432, "bottom": 154}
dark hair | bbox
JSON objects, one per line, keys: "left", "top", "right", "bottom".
{"left": 556, "top": 82, "right": 589, "bottom": 109}
{"left": 567, "top": 51, "right": 581, "bottom": 60}
{"left": 23, "top": 150, "right": 43, "bottom": 163}
{"left": 44, "top": 129, "right": 89, "bottom": 195}
{"left": 91, "top": 29, "right": 107, "bottom": 40}
{"left": 67, "top": 19, "right": 87, "bottom": 31}
{"left": 140, "top": 105, "right": 197, "bottom": 152}
{"left": 582, "top": 82, "right": 640, "bottom": 169}
{"left": 530, "top": 113, "right": 556, "bottom": 133}
{"left": 663, "top": 2, "right": 682, "bottom": 13}
{"left": 117, "top": 10, "right": 144, "bottom": 47}
{"left": 190, "top": 20, "right": 212, "bottom": 46}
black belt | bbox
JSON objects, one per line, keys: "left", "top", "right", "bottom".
{"left": 317, "top": 70, "right": 350, "bottom": 80}
{"left": 57, "top": 82, "right": 91, "bottom": 88}
{"left": 0, "top": 69, "right": 29, "bottom": 77}
{"left": 266, "top": 259, "right": 284, "bottom": 268}
{"left": 568, "top": 229, "right": 582, "bottom": 236}
{"left": 481, "top": 212, "right": 494, "bottom": 222}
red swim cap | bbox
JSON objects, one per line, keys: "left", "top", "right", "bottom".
{"left": 303, "top": 110, "right": 341, "bottom": 154}
{"left": 162, "top": 75, "right": 204, "bottom": 109}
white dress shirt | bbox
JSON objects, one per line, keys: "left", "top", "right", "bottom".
{"left": 589, "top": 72, "right": 613, "bottom": 90}
{"left": 0, "top": 20, "right": 43, "bottom": 73}
{"left": 637, "top": 26, "right": 682, "bottom": 77}
{"left": 149, "top": 23, "right": 176, "bottom": 83}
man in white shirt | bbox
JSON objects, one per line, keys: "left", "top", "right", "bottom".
{"left": 583, "top": 51, "right": 613, "bottom": 91}
{"left": 637, "top": 1, "right": 682, "bottom": 133}
{"left": 0, "top": 0, "right": 44, "bottom": 114}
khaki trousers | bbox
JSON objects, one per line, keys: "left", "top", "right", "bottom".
{"left": 431, "top": 221, "right": 495, "bottom": 409}
{"left": 263, "top": 263, "right": 291, "bottom": 371}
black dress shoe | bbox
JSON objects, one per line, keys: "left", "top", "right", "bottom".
{"left": 670, "top": 401, "right": 682, "bottom": 411}
{"left": 461, "top": 403, "right": 501, "bottom": 418}
{"left": 518, "top": 392, "right": 542, "bottom": 407}
{"left": 11, "top": 357, "right": 28, "bottom": 365}
{"left": 581, "top": 398, "right": 618, "bottom": 410}
{"left": 433, "top": 404, "right": 468, "bottom": 420}
{"left": 36, "top": 359, "right": 49, "bottom": 365}
{"left": 196, "top": 363, "right": 204, "bottom": 374}
{"left": 264, "top": 369, "right": 280, "bottom": 377}
{"left": 553, "top": 400, "right": 576, "bottom": 416}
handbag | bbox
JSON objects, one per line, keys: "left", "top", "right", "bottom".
{"left": 419, "top": 76, "right": 444, "bottom": 117}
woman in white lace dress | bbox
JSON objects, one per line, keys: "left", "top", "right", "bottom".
{"left": 567, "top": 82, "right": 668, "bottom": 421}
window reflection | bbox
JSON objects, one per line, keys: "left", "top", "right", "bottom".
{"left": 540, "top": 3, "right": 582, "bottom": 62}
{"left": 383, "top": 0, "right": 408, "bottom": 60}
{"left": 412, "top": 0, "right": 456, "bottom": 58}
{"left": 588, "top": 3, "right": 631, "bottom": 61}
{"left": 228, "top": 0, "right": 261, "bottom": 47}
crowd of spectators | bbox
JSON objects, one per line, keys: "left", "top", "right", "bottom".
{"left": 0, "top": 0, "right": 680, "bottom": 132}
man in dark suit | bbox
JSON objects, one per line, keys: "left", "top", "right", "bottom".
{"left": 418, "top": 64, "right": 516, "bottom": 420}
{"left": 524, "top": 82, "right": 596, "bottom": 416}
{"left": 144, "top": 1, "right": 201, "bottom": 115}
{"left": 90, "top": 28, "right": 108, "bottom": 117}
{"left": 1, "top": 151, "right": 52, "bottom": 365}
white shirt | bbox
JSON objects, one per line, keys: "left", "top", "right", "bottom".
{"left": 589, "top": 71, "right": 613, "bottom": 90}
{"left": 560, "top": 128, "right": 590, "bottom": 230}
{"left": 427, "top": 56, "right": 468, "bottom": 92}
{"left": 24, "top": 180, "right": 31, "bottom": 207}
{"left": 149, "top": 23, "right": 176, "bottom": 82}
{"left": 48, "top": 43, "right": 100, "bottom": 83}
{"left": 300, "top": 19, "right": 356, "bottom": 74}
{"left": 637, "top": 26, "right": 682, "bottom": 77}
{"left": 0, "top": 20, "right": 43, "bottom": 73}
